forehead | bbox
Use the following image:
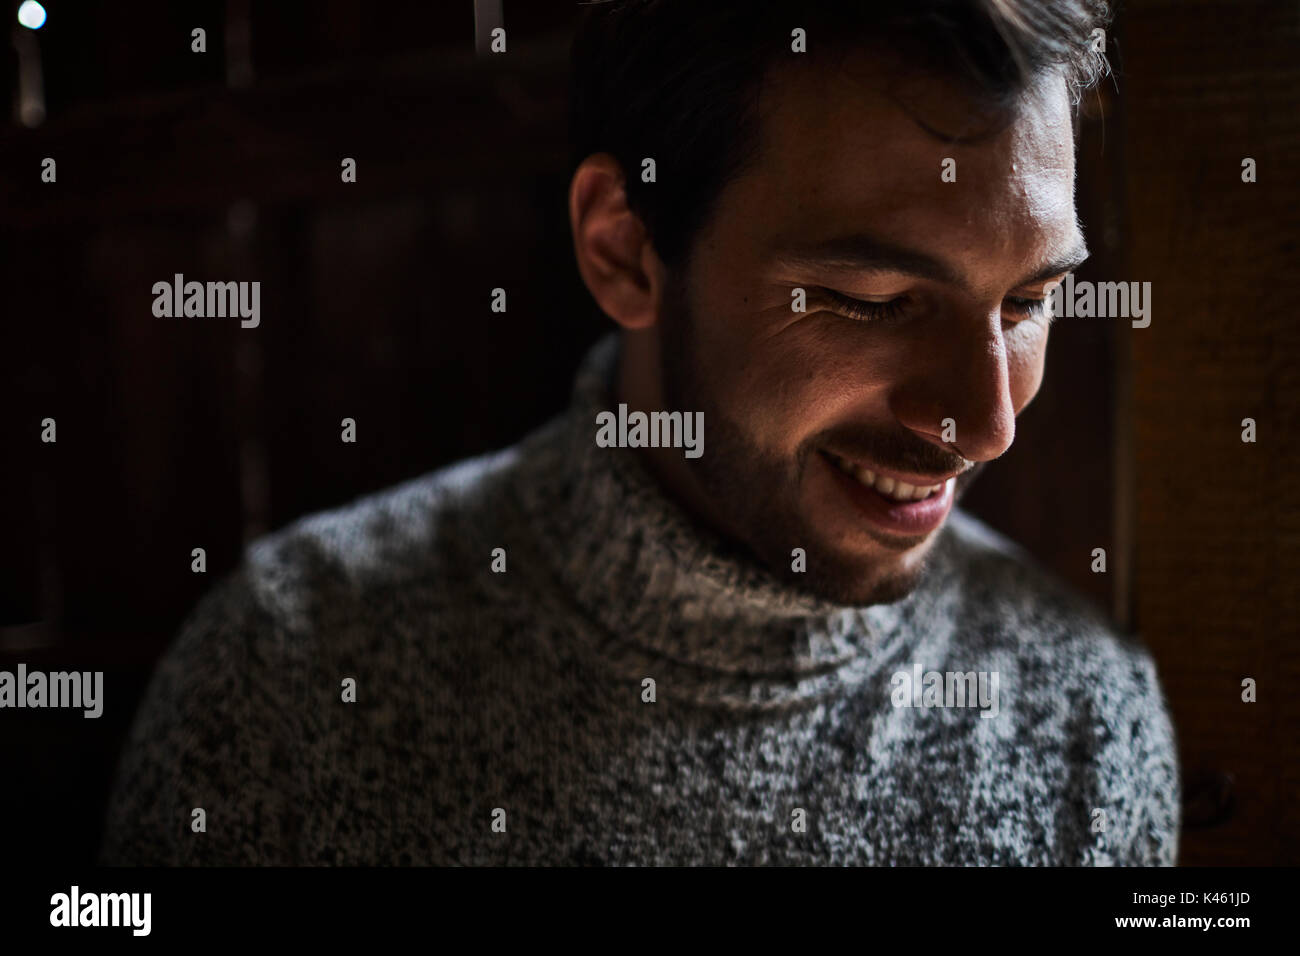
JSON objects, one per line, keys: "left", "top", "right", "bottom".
{"left": 734, "top": 53, "right": 1080, "bottom": 283}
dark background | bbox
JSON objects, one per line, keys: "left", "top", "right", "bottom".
{"left": 1, "top": 0, "right": 1295, "bottom": 867}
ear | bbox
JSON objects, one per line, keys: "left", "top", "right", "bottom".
{"left": 568, "top": 153, "right": 663, "bottom": 330}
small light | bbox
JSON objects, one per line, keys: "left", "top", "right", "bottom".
{"left": 18, "top": 1, "right": 47, "bottom": 30}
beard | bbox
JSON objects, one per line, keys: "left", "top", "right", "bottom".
{"left": 656, "top": 269, "right": 985, "bottom": 606}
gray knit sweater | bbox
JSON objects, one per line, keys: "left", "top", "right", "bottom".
{"left": 100, "top": 335, "right": 1180, "bottom": 866}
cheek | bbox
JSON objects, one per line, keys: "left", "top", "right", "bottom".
{"left": 727, "top": 316, "right": 897, "bottom": 450}
{"left": 1005, "top": 322, "right": 1050, "bottom": 410}
{"left": 688, "top": 298, "right": 857, "bottom": 433}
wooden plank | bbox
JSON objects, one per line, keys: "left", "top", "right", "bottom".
{"left": 1121, "top": 0, "right": 1300, "bottom": 865}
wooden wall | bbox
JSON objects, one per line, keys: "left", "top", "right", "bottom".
{"left": 1119, "top": 0, "right": 1300, "bottom": 865}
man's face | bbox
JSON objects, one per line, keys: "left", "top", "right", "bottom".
{"left": 658, "top": 54, "right": 1087, "bottom": 605}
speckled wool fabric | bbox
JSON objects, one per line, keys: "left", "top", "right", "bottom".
{"left": 100, "top": 335, "right": 1180, "bottom": 866}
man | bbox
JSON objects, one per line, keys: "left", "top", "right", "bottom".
{"left": 101, "top": 0, "right": 1179, "bottom": 865}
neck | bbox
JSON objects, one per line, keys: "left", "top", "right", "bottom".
{"left": 504, "top": 332, "right": 956, "bottom": 713}
{"left": 615, "top": 327, "right": 741, "bottom": 549}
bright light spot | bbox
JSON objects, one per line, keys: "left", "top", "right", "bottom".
{"left": 17, "top": 1, "right": 46, "bottom": 30}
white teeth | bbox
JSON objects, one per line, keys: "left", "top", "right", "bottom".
{"left": 829, "top": 453, "right": 945, "bottom": 502}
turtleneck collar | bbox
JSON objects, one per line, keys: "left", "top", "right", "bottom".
{"left": 512, "top": 334, "right": 958, "bottom": 713}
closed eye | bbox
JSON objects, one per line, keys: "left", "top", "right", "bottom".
{"left": 817, "top": 288, "right": 1053, "bottom": 324}
{"left": 816, "top": 288, "right": 908, "bottom": 323}
{"left": 1004, "top": 296, "right": 1050, "bottom": 320}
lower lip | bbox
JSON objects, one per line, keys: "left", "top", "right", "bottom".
{"left": 820, "top": 451, "right": 956, "bottom": 537}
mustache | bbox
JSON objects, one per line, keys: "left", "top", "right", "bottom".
{"left": 812, "top": 424, "right": 977, "bottom": 480}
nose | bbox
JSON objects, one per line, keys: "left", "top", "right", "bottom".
{"left": 889, "top": 312, "right": 1018, "bottom": 463}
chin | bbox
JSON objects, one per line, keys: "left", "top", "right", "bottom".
{"left": 833, "top": 555, "right": 931, "bottom": 606}
{"left": 767, "top": 530, "right": 938, "bottom": 607}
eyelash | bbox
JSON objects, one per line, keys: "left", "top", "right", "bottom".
{"left": 818, "top": 289, "right": 1050, "bottom": 324}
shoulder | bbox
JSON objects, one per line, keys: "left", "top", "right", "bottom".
{"left": 939, "top": 508, "right": 1137, "bottom": 663}
{"left": 937, "top": 507, "right": 1168, "bottom": 709}
{"left": 937, "top": 508, "right": 1181, "bottom": 864}
{"left": 238, "top": 445, "right": 521, "bottom": 633}
{"left": 99, "top": 443, "right": 529, "bottom": 864}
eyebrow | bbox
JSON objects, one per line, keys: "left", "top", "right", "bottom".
{"left": 770, "top": 233, "right": 1091, "bottom": 290}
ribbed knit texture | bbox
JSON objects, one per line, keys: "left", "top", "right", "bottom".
{"left": 100, "top": 335, "right": 1180, "bottom": 865}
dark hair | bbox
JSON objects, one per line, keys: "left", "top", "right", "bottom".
{"left": 569, "top": 0, "right": 1111, "bottom": 269}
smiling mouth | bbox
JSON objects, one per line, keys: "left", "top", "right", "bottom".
{"left": 822, "top": 450, "right": 949, "bottom": 502}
